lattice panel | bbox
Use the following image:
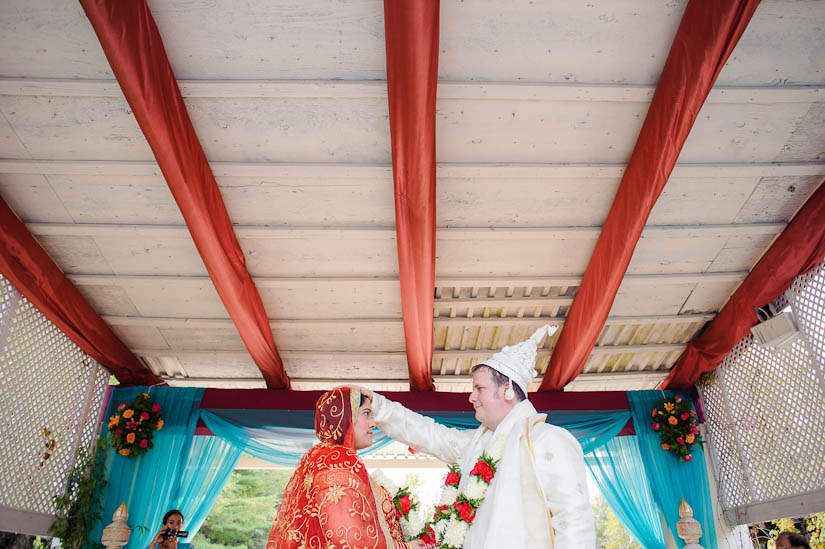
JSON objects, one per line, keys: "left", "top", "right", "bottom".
{"left": 698, "top": 258, "right": 825, "bottom": 519}
{"left": 0, "top": 275, "right": 109, "bottom": 517}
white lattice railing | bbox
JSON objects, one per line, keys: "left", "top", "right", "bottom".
{"left": 698, "top": 259, "right": 825, "bottom": 525}
{"left": 0, "top": 274, "right": 109, "bottom": 536}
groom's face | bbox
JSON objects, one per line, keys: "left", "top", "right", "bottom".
{"left": 469, "top": 369, "right": 510, "bottom": 430}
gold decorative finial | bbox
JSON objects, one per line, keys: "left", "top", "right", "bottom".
{"left": 101, "top": 502, "right": 131, "bottom": 548}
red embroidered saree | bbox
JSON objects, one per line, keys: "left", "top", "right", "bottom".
{"left": 266, "top": 388, "right": 408, "bottom": 549}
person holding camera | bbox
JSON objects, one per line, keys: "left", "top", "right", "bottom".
{"left": 147, "top": 510, "right": 193, "bottom": 549}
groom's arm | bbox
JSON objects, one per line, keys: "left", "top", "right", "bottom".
{"left": 370, "top": 392, "right": 474, "bottom": 464}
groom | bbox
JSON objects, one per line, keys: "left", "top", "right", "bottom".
{"left": 355, "top": 325, "right": 595, "bottom": 549}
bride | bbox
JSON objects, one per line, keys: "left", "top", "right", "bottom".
{"left": 266, "top": 387, "right": 426, "bottom": 549}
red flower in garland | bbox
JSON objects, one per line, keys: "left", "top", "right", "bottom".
{"left": 421, "top": 526, "right": 437, "bottom": 544}
{"left": 398, "top": 495, "right": 412, "bottom": 516}
{"left": 445, "top": 471, "right": 460, "bottom": 486}
{"left": 455, "top": 502, "right": 476, "bottom": 523}
{"left": 470, "top": 460, "right": 495, "bottom": 483}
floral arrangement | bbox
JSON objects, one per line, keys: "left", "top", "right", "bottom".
{"left": 371, "top": 471, "right": 429, "bottom": 541}
{"left": 651, "top": 395, "right": 703, "bottom": 462}
{"left": 418, "top": 435, "right": 506, "bottom": 548}
{"left": 107, "top": 392, "right": 164, "bottom": 457}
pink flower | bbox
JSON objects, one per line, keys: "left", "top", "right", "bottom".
{"left": 118, "top": 403, "right": 125, "bottom": 410}
{"left": 675, "top": 396, "right": 682, "bottom": 402}
{"left": 139, "top": 439, "right": 148, "bottom": 448}
{"left": 684, "top": 454, "right": 692, "bottom": 462}
{"left": 139, "top": 412, "right": 150, "bottom": 421}
{"left": 116, "top": 429, "right": 123, "bottom": 435}
{"left": 126, "top": 420, "right": 138, "bottom": 430}
{"left": 690, "top": 425, "right": 699, "bottom": 435}
{"left": 652, "top": 422, "right": 660, "bottom": 431}
{"left": 152, "top": 404, "right": 161, "bottom": 412}
{"left": 676, "top": 437, "right": 685, "bottom": 445}
{"left": 681, "top": 412, "right": 689, "bottom": 420}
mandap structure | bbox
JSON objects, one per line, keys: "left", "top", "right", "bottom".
{"left": 1, "top": 1, "right": 824, "bottom": 548}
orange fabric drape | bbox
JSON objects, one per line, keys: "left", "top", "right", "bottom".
{"left": 540, "top": 0, "right": 761, "bottom": 391}
{"left": 0, "top": 197, "right": 159, "bottom": 385}
{"left": 383, "top": 0, "right": 440, "bottom": 391}
{"left": 664, "top": 182, "right": 825, "bottom": 388}
{"left": 79, "top": 0, "right": 289, "bottom": 388}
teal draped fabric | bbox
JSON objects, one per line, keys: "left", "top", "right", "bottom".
{"left": 172, "top": 435, "right": 242, "bottom": 539}
{"left": 200, "top": 409, "right": 394, "bottom": 466}
{"left": 627, "top": 391, "right": 717, "bottom": 549}
{"left": 93, "top": 386, "right": 204, "bottom": 549}
{"left": 427, "top": 409, "right": 630, "bottom": 454}
{"left": 585, "top": 435, "right": 665, "bottom": 549}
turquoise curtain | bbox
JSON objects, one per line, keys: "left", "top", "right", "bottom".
{"left": 200, "top": 409, "right": 394, "bottom": 466}
{"left": 427, "top": 409, "right": 630, "bottom": 454}
{"left": 585, "top": 435, "right": 665, "bottom": 549}
{"left": 93, "top": 386, "right": 204, "bottom": 549}
{"left": 171, "top": 435, "right": 242, "bottom": 539}
{"left": 627, "top": 390, "right": 717, "bottom": 549}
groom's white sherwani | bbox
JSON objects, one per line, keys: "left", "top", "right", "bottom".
{"left": 371, "top": 394, "right": 596, "bottom": 549}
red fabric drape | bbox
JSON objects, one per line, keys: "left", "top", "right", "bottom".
{"left": 79, "top": 0, "right": 289, "bottom": 388}
{"left": 664, "top": 182, "right": 825, "bottom": 388}
{"left": 540, "top": 0, "right": 761, "bottom": 391}
{"left": 384, "top": 0, "right": 440, "bottom": 391}
{"left": 0, "top": 197, "right": 160, "bottom": 385}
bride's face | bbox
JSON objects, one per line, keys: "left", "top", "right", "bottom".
{"left": 352, "top": 399, "right": 376, "bottom": 450}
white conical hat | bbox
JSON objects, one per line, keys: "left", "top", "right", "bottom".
{"left": 479, "top": 324, "right": 557, "bottom": 395}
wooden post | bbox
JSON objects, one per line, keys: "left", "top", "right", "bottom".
{"left": 101, "top": 502, "right": 130, "bottom": 548}
{"left": 677, "top": 499, "right": 705, "bottom": 549}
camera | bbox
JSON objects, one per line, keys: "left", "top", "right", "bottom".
{"left": 161, "top": 529, "right": 189, "bottom": 540}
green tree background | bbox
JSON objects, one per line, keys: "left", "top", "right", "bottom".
{"left": 191, "top": 469, "right": 291, "bottom": 549}
{"left": 591, "top": 492, "right": 642, "bottom": 549}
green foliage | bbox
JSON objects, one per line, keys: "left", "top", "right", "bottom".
{"left": 191, "top": 469, "right": 293, "bottom": 549}
{"left": 749, "top": 513, "right": 825, "bottom": 548}
{"left": 50, "top": 439, "right": 108, "bottom": 549}
{"left": 591, "top": 493, "right": 642, "bottom": 549}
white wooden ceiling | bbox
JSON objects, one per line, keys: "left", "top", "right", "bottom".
{"left": 1, "top": 0, "right": 823, "bottom": 392}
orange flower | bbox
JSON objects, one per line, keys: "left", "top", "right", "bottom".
{"left": 651, "top": 409, "right": 658, "bottom": 417}
{"left": 686, "top": 434, "right": 695, "bottom": 444}
{"left": 661, "top": 443, "right": 670, "bottom": 450}
{"left": 156, "top": 419, "right": 164, "bottom": 431}
{"left": 664, "top": 402, "right": 674, "bottom": 412}
{"left": 108, "top": 415, "right": 119, "bottom": 429}
{"left": 118, "top": 449, "right": 130, "bottom": 456}
{"left": 126, "top": 433, "right": 135, "bottom": 444}
{"left": 122, "top": 409, "right": 134, "bottom": 419}
{"left": 668, "top": 416, "right": 678, "bottom": 425}
{"left": 140, "top": 392, "right": 150, "bottom": 399}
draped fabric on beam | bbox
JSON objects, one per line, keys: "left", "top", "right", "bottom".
{"left": 383, "top": 0, "right": 440, "bottom": 390}
{"left": 664, "top": 181, "right": 825, "bottom": 388}
{"left": 79, "top": 0, "right": 290, "bottom": 389}
{"left": 541, "top": 0, "right": 761, "bottom": 391}
{"left": 200, "top": 408, "right": 628, "bottom": 464}
{"left": 628, "top": 391, "right": 718, "bottom": 549}
{"left": 93, "top": 387, "right": 206, "bottom": 549}
{"left": 0, "top": 197, "right": 159, "bottom": 385}
{"left": 585, "top": 435, "right": 665, "bottom": 549}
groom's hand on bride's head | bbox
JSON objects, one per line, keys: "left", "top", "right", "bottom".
{"left": 334, "top": 384, "right": 374, "bottom": 400}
